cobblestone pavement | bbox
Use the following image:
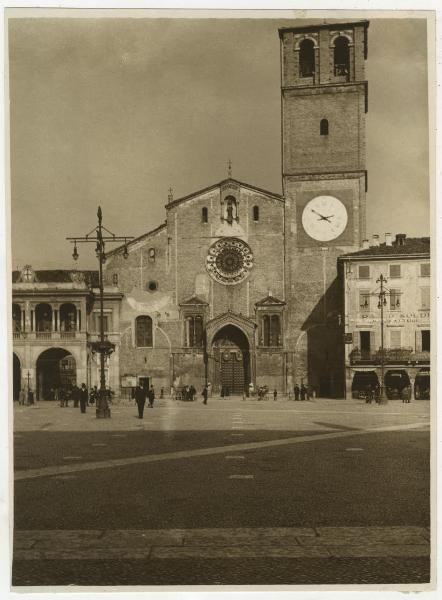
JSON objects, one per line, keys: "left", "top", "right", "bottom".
{"left": 11, "top": 397, "right": 432, "bottom": 587}
{"left": 14, "top": 526, "right": 430, "bottom": 560}
{"left": 12, "top": 557, "right": 431, "bottom": 586}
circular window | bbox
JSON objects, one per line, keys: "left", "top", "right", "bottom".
{"left": 147, "top": 280, "right": 158, "bottom": 292}
{"left": 206, "top": 237, "right": 253, "bottom": 285}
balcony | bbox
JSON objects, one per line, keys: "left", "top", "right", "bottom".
{"left": 60, "top": 331, "right": 76, "bottom": 340}
{"left": 350, "top": 347, "right": 430, "bottom": 366}
{"left": 12, "top": 331, "right": 86, "bottom": 344}
{"left": 36, "top": 331, "right": 52, "bottom": 340}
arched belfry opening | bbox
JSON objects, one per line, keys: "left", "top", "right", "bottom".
{"left": 299, "top": 38, "right": 315, "bottom": 77}
{"left": 212, "top": 325, "right": 250, "bottom": 396}
{"left": 334, "top": 36, "right": 350, "bottom": 78}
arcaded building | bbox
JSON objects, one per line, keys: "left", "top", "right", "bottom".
{"left": 12, "top": 266, "right": 122, "bottom": 400}
{"left": 102, "top": 20, "right": 370, "bottom": 398}
{"left": 340, "top": 234, "right": 431, "bottom": 399}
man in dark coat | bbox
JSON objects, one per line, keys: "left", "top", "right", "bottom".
{"left": 294, "top": 384, "right": 300, "bottom": 401}
{"left": 148, "top": 385, "right": 155, "bottom": 408}
{"left": 202, "top": 385, "right": 208, "bottom": 405}
{"left": 79, "top": 383, "right": 88, "bottom": 413}
{"left": 72, "top": 385, "right": 80, "bottom": 408}
{"left": 300, "top": 384, "right": 307, "bottom": 401}
{"left": 135, "top": 383, "right": 146, "bottom": 418}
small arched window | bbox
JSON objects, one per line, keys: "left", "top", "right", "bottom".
{"left": 253, "top": 206, "right": 259, "bottom": 221}
{"left": 112, "top": 273, "right": 118, "bottom": 285}
{"left": 147, "top": 280, "right": 158, "bottom": 292}
{"left": 320, "top": 118, "right": 329, "bottom": 136}
{"left": 136, "top": 316, "right": 153, "bottom": 347}
{"left": 148, "top": 248, "right": 155, "bottom": 263}
{"left": 299, "top": 38, "right": 315, "bottom": 78}
{"left": 334, "top": 36, "right": 350, "bottom": 77}
{"left": 202, "top": 207, "right": 208, "bottom": 223}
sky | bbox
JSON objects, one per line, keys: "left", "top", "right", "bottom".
{"left": 8, "top": 16, "right": 430, "bottom": 270}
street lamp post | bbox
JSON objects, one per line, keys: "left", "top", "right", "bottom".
{"left": 67, "top": 206, "right": 133, "bottom": 418}
{"left": 376, "top": 274, "right": 388, "bottom": 405}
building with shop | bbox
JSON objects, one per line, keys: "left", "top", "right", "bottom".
{"left": 12, "top": 266, "right": 122, "bottom": 400}
{"left": 339, "top": 234, "right": 431, "bottom": 400}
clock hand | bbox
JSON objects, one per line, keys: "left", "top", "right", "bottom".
{"left": 311, "top": 209, "right": 332, "bottom": 223}
{"left": 311, "top": 208, "right": 328, "bottom": 220}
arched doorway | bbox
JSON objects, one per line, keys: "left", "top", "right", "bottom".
{"left": 385, "top": 369, "right": 411, "bottom": 400}
{"left": 13, "top": 353, "right": 21, "bottom": 401}
{"left": 351, "top": 370, "right": 379, "bottom": 399}
{"left": 212, "top": 325, "right": 250, "bottom": 395}
{"left": 36, "top": 348, "right": 76, "bottom": 400}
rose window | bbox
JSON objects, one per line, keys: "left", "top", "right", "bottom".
{"left": 206, "top": 238, "right": 253, "bottom": 285}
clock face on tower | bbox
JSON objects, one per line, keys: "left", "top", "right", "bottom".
{"left": 301, "top": 195, "right": 348, "bottom": 242}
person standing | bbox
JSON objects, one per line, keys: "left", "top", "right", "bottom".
{"left": 18, "top": 388, "right": 26, "bottom": 406}
{"left": 72, "top": 385, "right": 80, "bottom": 408}
{"left": 202, "top": 385, "right": 208, "bottom": 405}
{"left": 79, "top": 383, "right": 88, "bottom": 413}
{"left": 148, "top": 385, "right": 155, "bottom": 408}
{"left": 294, "top": 384, "right": 300, "bottom": 401}
{"left": 190, "top": 385, "right": 196, "bottom": 402}
{"left": 300, "top": 384, "right": 307, "bottom": 401}
{"left": 135, "top": 383, "right": 146, "bottom": 418}
{"left": 27, "top": 388, "right": 34, "bottom": 405}
{"left": 273, "top": 389, "right": 277, "bottom": 401}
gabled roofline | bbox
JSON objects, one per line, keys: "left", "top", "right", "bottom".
{"left": 106, "top": 222, "right": 167, "bottom": 258}
{"left": 165, "top": 178, "right": 283, "bottom": 210}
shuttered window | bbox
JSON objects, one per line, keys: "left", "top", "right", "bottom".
{"left": 358, "top": 265, "right": 370, "bottom": 279}
{"left": 420, "top": 263, "right": 430, "bottom": 277}
{"left": 420, "top": 287, "right": 430, "bottom": 310}
{"left": 389, "top": 264, "right": 401, "bottom": 278}
{"left": 390, "top": 330, "right": 401, "bottom": 348}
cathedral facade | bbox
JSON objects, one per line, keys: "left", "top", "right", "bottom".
{"left": 103, "top": 20, "right": 370, "bottom": 398}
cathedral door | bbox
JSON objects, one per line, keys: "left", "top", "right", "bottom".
{"left": 212, "top": 325, "right": 250, "bottom": 395}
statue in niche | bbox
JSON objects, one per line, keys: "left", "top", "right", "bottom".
{"left": 224, "top": 196, "right": 237, "bottom": 224}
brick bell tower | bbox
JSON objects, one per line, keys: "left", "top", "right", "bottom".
{"left": 280, "top": 20, "right": 369, "bottom": 397}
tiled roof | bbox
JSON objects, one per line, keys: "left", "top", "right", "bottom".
{"left": 12, "top": 269, "right": 99, "bottom": 286}
{"left": 339, "top": 237, "right": 430, "bottom": 259}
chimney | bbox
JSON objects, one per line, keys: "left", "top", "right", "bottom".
{"left": 362, "top": 239, "right": 369, "bottom": 249}
{"left": 395, "top": 233, "right": 406, "bottom": 246}
{"left": 385, "top": 232, "right": 392, "bottom": 246}
{"left": 372, "top": 234, "right": 380, "bottom": 247}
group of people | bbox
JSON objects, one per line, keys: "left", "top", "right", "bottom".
{"left": 57, "top": 383, "right": 90, "bottom": 413}
{"left": 293, "top": 383, "right": 310, "bottom": 401}
{"left": 134, "top": 384, "right": 156, "bottom": 418}
{"left": 18, "top": 388, "right": 34, "bottom": 406}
